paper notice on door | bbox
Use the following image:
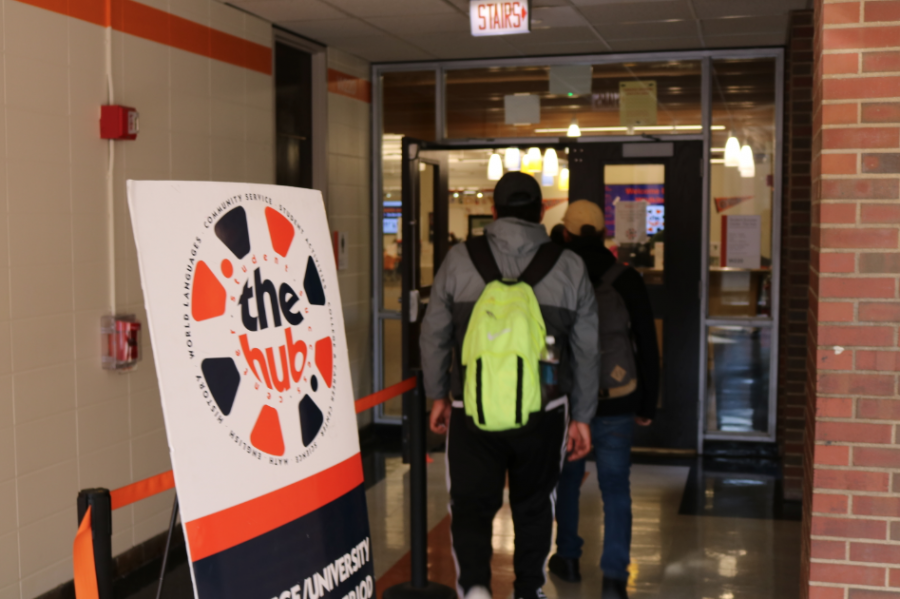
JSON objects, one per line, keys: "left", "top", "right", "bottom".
{"left": 619, "top": 81, "right": 657, "bottom": 127}
{"left": 721, "top": 215, "right": 761, "bottom": 269}
{"left": 615, "top": 200, "right": 648, "bottom": 244}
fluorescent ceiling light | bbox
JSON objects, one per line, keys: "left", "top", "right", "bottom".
{"left": 534, "top": 125, "right": 725, "bottom": 133}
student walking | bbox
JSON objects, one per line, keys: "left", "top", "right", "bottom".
{"left": 421, "top": 173, "right": 600, "bottom": 599}
{"left": 548, "top": 200, "right": 660, "bottom": 599}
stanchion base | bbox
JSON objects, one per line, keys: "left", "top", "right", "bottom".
{"left": 383, "top": 582, "right": 457, "bottom": 599}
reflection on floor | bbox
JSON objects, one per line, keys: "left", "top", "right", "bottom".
{"left": 124, "top": 451, "right": 800, "bottom": 599}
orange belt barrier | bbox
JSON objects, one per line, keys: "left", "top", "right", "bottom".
{"left": 355, "top": 376, "right": 418, "bottom": 414}
{"left": 73, "top": 506, "right": 100, "bottom": 599}
{"left": 110, "top": 470, "right": 176, "bottom": 511}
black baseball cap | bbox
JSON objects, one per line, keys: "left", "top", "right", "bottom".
{"left": 493, "top": 172, "right": 542, "bottom": 208}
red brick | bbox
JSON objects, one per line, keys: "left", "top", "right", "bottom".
{"left": 855, "top": 447, "right": 900, "bottom": 469}
{"left": 863, "top": 153, "right": 900, "bottom": 173}
{"left": 851, "top": 542, "right": 900, "bottom": 564}
{"left": 818, "top": 396, "right": 854, "bottom": 418}
{"left": 857, "top": 351, "right": 900, "bottom": 371}
{"left": 826, "top": 52, "right": 861, "bottom": 74}
{"left": 862, "top": 204, "right": 900, "bottom": 223}
{"left": 863, "top": 52, "right": 900, "bottom": 73}
{"left": 865, "top": 0, "right": 900, "bottom": 22}
{"left": 822, "top": 127, "right": 900, "bottom": 148}
{"left": 812, "top": 515, "right": 888, "bottom": 539}
{"left": 892, "top": 568, "right": 900, "bottom": 587}
{"left": 855, "top": 496, "right": 900, "bottom": 517}
{"left": 859, "top": 302, "right": 900, "bottom": 322}
{"left": 850, "top": 589, "right": 900, "bottom": 599}
{"left": 810, "top": 562, "right": 886, "bottom": 585}
{"left": 824, "top": 103, "right": 860, "bottom": 124}
{"left": 862, "top": 103, "right": 900, "bottom": 123}
{"left": 817, "top": 421, "right": 893, "bottom": 443}
{"left": 816, "top": 445, "right": 851, "bottom": 467}
{"left": 822, "top": 228, "right": 898, "bottom": 249}
{"left": 892, "top": 521, "right": 900, "bottom": 541}
{"left": 858, "top": 398, "right": 900, "bottom": 420}
{"left": 823, "top": 153, "right": 859, "bottom": 174}
{"left": 811, "top": 588, "right": 845, "bottom": 599}
{"left": 819, "top": 347, "right": 855, "bottom": 369}
{"left": 825, "top": 26, "right": 900, "bottom": 50}
{"left": 859, "top": 253, "right": 900, "bottom": 273}
{"left": 826, "top": 1, "right": 862, "bottom": 23}
{"left": 823, "top": 179, "right": 900, "bottom": 200}
{"left": 820, "top": 301, "right": 856, "bottom": 321}
{"left": 815, "top": 468, "right": 891, "bottom": 491}
{"left": 819, "top": 325, "right": 894, "bottom": 347}
{"left": 822, "top": 202, "right": 859, "bottom": 223}
{"left": 820, "top": 253, "right": 857, "bottom": 273}
{"left": 812, "top": 539, "right": 847, "bottom": 560}
{"left": 819, "top": 277, "right": 895, "bottom": 298}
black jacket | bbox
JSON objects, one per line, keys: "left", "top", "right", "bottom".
{"left": 564, "top": 234, "right": 660, "bottom": 420}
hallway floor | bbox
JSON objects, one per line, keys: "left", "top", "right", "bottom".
{"left": 126, "top": 453, "right": 801, "bottom": 599}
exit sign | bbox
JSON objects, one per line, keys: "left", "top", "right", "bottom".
{"left": 470, "top": 0, "right": 530, "bottom": 37}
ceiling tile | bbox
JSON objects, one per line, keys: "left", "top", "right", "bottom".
{"left": 701, "top": 15, "right": 789, "bottom": 37}
{"left": 579, "top": 1, "right": 695, "bottom": 24}
{"left": 325, "top": 0, "right": 457, "bottom": 18}
{"left": 571, "top": 0, "right": 684, "bottom": 5}
{"left": 596, "top": 19, "right": 699, "bottom": 40}
{"left": 531, "top": 6, "right": 588, "bottom": 28}
{"left": 504, "top": 25, "right": 600, "bottom": 44}
{"left": 229, "top": 0, "right": 345, "bottom": 22}
{"left": 608, "top": 35, "right": 703, "bottom": 51}
{"left": 402, "top": 32, "right": 521, "bottom": 59}
{"left": 365, "top": 13, "right": 469, "bottom": 35}
{"left": 334, "top": 35, "right": 435, "bottom": 62}
{"left": 704, "top": 32, "right": 789, "bottom": 48}
{"left": 279, "top": 17, "right": 382, "bottom": 43}
{"left": 693, "top": 0, "right": 809, "bottom": 19}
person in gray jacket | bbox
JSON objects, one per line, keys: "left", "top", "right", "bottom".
{"left": 422, "top": 172, "right": 600, "bottom": 599}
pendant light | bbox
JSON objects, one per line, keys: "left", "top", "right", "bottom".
{"left": 524, "top": 147, "right": 542, "bottom": 173}
{"left": 488, "top": 153, "right": 503, "bottom": 181}
{"left": 504, "top": 147, "right": 520, "bottom": 171}
{"left": 558, "top": 167, "right": 570, "bottom": 191}
{"left": 739, "top": 144, "right": 755, "bottom": 178}
{"left": 566, "top": 117, "right": 582, "bottom": 138}
{"left": 543, "top": 148, "right": 559, "bottom": 177}
{"left": 724, "top": 135, "right": 741, "bottom": 167}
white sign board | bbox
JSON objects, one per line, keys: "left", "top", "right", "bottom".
{"left": 128, "top": 181, "right": 373, "bottom": 599}
{"left": 470, "top": 0, "right": 530, "bottom": 36}
{"left": 722, "top": 214, "right": 761, "bottom": 269}
{"left": 614, "top": 199, "right": 648, "bottom": 244}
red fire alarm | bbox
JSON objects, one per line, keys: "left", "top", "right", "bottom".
{"left": 100, "top": 105, "right": 139, "bottom": 140}
{"left": 101, "top": 315, "right": 142, "bottom": 371}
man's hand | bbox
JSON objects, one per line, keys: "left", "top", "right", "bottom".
{"left": 635, "top": 417, "right": 652, "bottom": 427}
{"left": 566, "top": 421, "right": 591, "bottom": 461}
{"left": 429, "top": 398, "right": 452, "bottom": 434}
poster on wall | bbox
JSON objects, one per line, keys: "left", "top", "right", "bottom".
{"left": 721, "top": 214, "right": 762, "bottom": 269}
{"left": 128, "top": 181, "right": 374, "bottom": 599}
{"left": 604, "top": 184, "right": 664, "bottom": 238}
{"left": 619, "top": 80, "right": 657, "bottom": 127}
{"left": 615, "top": 200, "right": 649, "bottom": 244}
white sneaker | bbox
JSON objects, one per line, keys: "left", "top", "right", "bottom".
{"left": 464, "top": 586, "right": 492, "bottom": 599}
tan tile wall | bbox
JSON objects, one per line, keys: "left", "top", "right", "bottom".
{"left": 0, "top": 1, "right": 274, "bottom": 597}
{"left": 326, "top": 48, "right": 373, "bottom": 426}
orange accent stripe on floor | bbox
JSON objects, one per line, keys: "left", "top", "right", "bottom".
{"left": 13, "top": 0, "right": 272, "bottom": 75}
{"left": 356, "top": 377, "right": 417, "bottom": 414}
{"left": 185, "top": 453, "right": 364, "bottom": 562}
{"left": 111, "top": 470, "right": 176, "bottom": 510}
{"left": 375, "top": 510, "right": 515, "bottom": 599}
{"left": 73, "top": 506, "right": 100, "bottom": 599}
{"left": 328, "top": 69, "right": 372, "bottom": 103}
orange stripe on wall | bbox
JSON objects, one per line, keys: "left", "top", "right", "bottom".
{"left": 14, "top": 0, "right": 272, "bottom": 75}
{"left": 185, "top": 453, "right": 364, "bottom": 562}
{"left": 329, "top": 69, "right": 372, "bottom": 103}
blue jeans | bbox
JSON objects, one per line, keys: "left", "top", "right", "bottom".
{"left": 555, "top": 414, "right": 633, "bottom": 581}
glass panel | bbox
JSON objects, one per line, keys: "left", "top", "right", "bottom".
{"left": 445, "top": 60, "right": 702, "bottom": 139}
{"left": 706, "top": 325, "right": 771, "bottom": 434}
{"left": 420, "top": 163, "right": 435, "bottom": 288}
{"left": 382, "top": 71, "right": 436, "bottom": 310}
{"left": 382, "top": 319, "right": 403, "bottom": 417}
{"left": 708, "top": 57, "right": 776, "bottom": 318}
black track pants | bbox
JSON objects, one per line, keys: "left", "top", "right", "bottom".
{"left": 446, "top": 401, "right": 568, "bottom": 599}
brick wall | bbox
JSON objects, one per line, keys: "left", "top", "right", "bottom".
{"left": 805, "top": 1, "right": 900, "bottom": 597}
{"left": 781, "top": 10, "right": 815, "bottom": 502}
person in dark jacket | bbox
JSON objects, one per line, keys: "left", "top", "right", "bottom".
{"left": 548, "top": 201, "right": 660, "bottom": 599}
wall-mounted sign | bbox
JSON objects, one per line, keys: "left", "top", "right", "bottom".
{"left": 615, "top": 200, "right": 649, "bottom": 245}
{"left": 722, "top": 214, "right": 761, "bottom": 269}
{"left": 619, "top": 80, "right": 657, "bottom": 127}
{"left": 470, "top": 0, "right": 530, "bottom": 37}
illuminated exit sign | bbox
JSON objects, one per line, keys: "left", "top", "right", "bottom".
{"left": 470, "top": 0, "right": 530, "bottom": 37}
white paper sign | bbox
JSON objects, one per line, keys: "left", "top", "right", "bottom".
{"left": 615, "top": 200, "right": 648, "bottom": 244}
{"left": 722, "top": 214, "right": 761, "bottom": 269}
{"left": 128, "top": 181, "right": 373, "bottom": 599}
{"left": 470, "top": 0, "right": 530, "bottom": 36}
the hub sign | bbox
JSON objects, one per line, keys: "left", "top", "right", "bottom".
{"left": 470, "top": 0, "right": 530, "bottom": 37}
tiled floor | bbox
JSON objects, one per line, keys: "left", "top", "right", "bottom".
{"left": 126, "top": 453, "right": 801, "bottom": 599}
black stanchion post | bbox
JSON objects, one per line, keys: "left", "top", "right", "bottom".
{"left": 77, "top": 488, "right": 114, "bottom": 599}
{"left": 383, "top": 379, "right": 456, "bottom": 599}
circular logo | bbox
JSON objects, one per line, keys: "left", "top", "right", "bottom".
{"left": 186, "top": 197, "right": 336, "bottom": 465}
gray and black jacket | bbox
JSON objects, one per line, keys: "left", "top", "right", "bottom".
{"left": 420, "top": 218, "right": 600, "bottom": 424}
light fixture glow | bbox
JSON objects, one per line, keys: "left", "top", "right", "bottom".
{"left": 724, "top": 136, "right": 741, "bottom": 167}
{"left": 739, "top": 144, "right": 755, "bottom": 178}
{"left": 523, "top": 147, "right": 542, "bottom": 173}
{"left": 543, "top": 148, "right": 559, "bottom": 177}
{"left": 476, "top": 192, "right": 484, "bottom": 198}
{"left": 558, "top": 168, "right": 570, "bottom": 191}
{"left": 566, "top": 117, "right": 582, "bottom": 138}
{"left": 487, "top": 153, "right": 503, "bottom": 181}
{"left": 504, "top": 147, "right": 520, "bottom": 171}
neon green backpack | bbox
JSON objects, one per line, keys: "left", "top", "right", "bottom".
{"left": 461, "top": 236, "right": 563, "bottom": 432}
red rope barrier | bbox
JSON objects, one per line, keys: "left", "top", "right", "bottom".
{"left": 355, "top": 376, "right": 417, "bottom": 414}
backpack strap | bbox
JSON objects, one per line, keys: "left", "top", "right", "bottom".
{"left": 519, "top": 242, "right": 564, "bottom": 287}
{"left": 599, "top": 262, "right": 627, "bottom": 288}
{"left": 466, "top": 235, "right": 503, "bottom": 284}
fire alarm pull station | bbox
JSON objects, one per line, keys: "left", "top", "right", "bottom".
{"left": 101, "top": 315, "right": 141, "bottom": 371}
{"left": 100, "top": 105, "right": 139, "bottom": 140}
